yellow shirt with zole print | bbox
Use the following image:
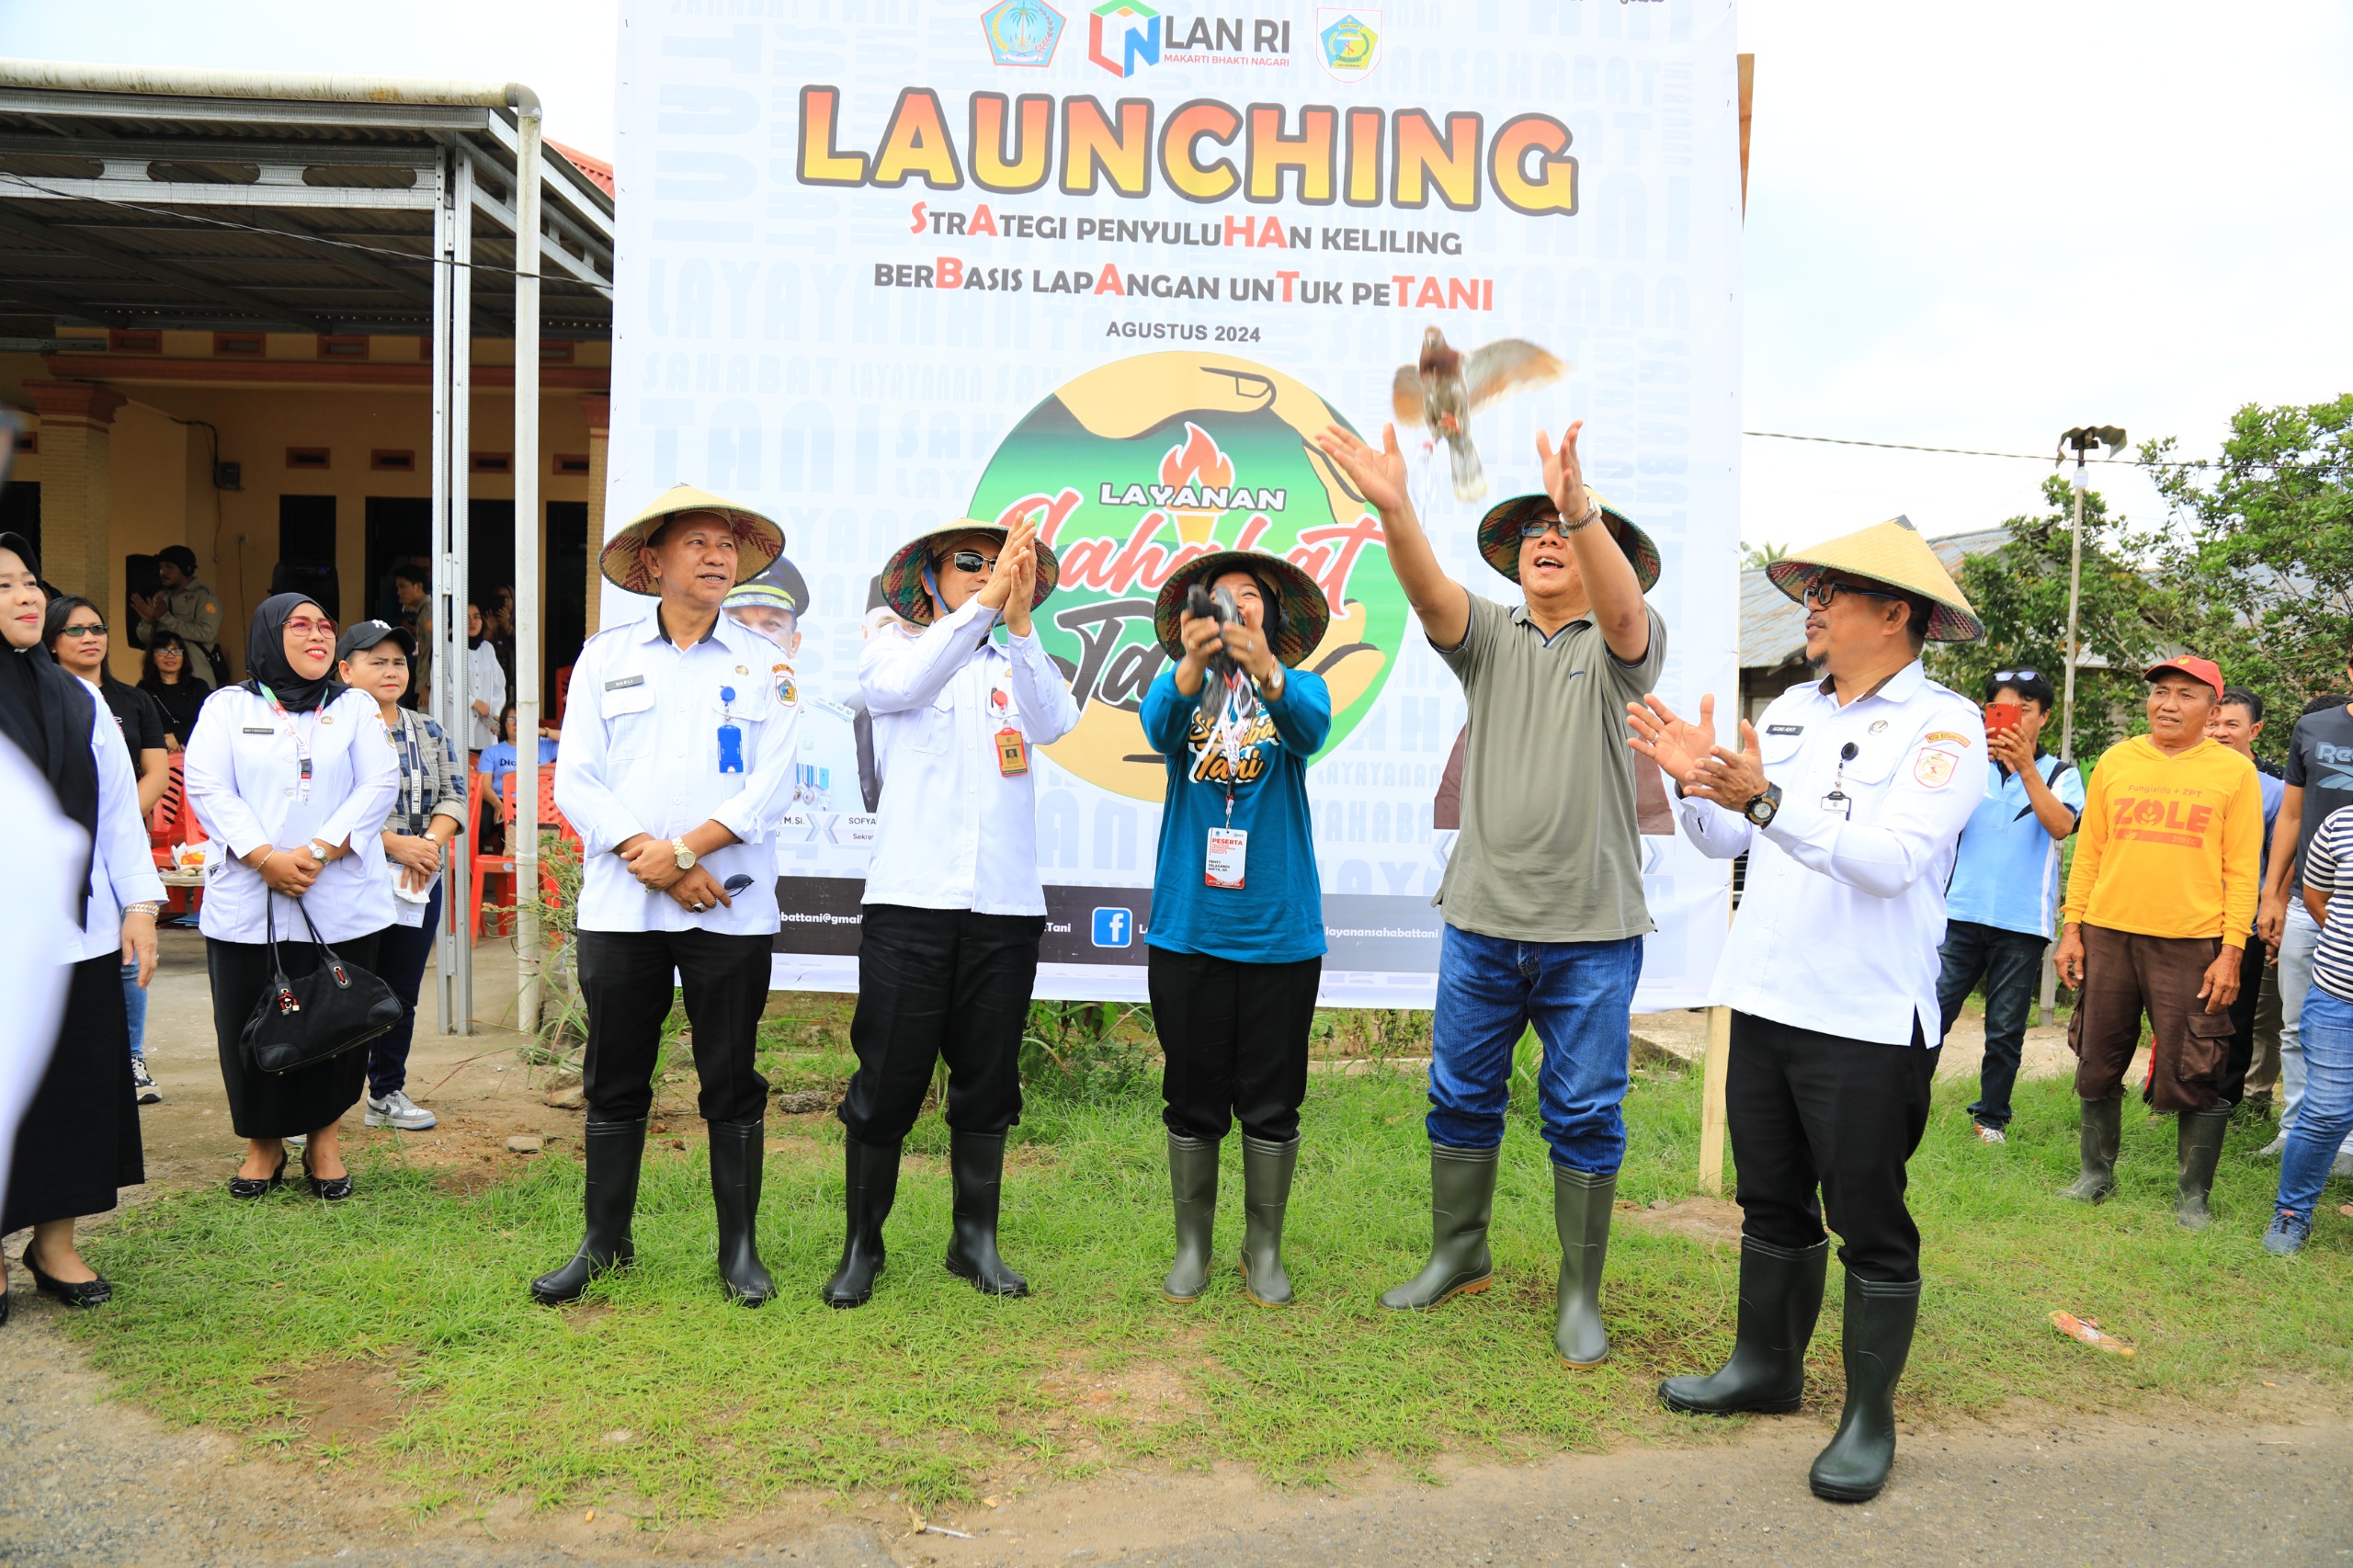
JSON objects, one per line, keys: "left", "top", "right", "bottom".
{"left": 2061, "top": 735, "right": 2263, "bottom": 947}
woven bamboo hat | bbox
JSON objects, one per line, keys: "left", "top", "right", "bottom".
{"left": 1764, "top": 515, "right": 1984, "bottom": 642}
{"left": 1476, "top": 490, "right": 1660, "bottom": 592}
{"left": 1152, "top": 551, "right": 1331, "bottom": 668}
{"left": 599, "top": 484, "right": 784, "bottom": 596}
{"left": 876, "top": 519, "right": 1062, "bottom": 627}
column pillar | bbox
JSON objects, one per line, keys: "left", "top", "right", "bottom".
{"left": 580, "top": 392, "right": 609, "bottom": 639}
{"left": 24, "top": 381, "right": 128, "bottom": 609}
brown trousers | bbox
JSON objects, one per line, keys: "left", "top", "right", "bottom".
{"left": 2070, "top": 924, "right": 2237, "bottom": 1114}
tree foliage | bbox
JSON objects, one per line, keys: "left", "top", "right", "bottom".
{"left": 1927, "top": 474, "right": 2165, "bottom": 764}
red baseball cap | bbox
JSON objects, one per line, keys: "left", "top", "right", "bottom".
{"left": 2144, "top": 656, "right": 2223, "bottom": 698}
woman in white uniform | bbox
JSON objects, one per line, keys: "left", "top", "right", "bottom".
{"left": 466, "top": 600, "right": 506, "bottom": 756}
{"left": 186, "top": 594, "right": 399, "bottom": 1200}
{"left": 0, "top": 532, "right": 161, "bottom": 1314}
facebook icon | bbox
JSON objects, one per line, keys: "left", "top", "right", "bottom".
{"left": 1091, "top": 907, "right": 1132, "bottom": 949}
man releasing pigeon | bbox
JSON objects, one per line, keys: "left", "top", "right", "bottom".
{"left": 1392, "top": 326, "right": 1566, "bottom": 502}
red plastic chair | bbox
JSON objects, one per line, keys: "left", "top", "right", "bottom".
{"left": 471, "top": 766, "right": 576, "bottom": 938}
{"left": 149, "top": 754, "right": 206, "bottom": 917}
{"left": 468, "top": 769, "right": 517, "bottom": 937}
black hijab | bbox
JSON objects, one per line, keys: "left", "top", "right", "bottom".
{"left": 240, "top": 592, "right": 343, "bottom": 713}
{"left": 0, "top": 531, "right": 101, "bottom": 925}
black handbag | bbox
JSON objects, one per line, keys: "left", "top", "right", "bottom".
{"left": 240, "top": 896, "right": 403, "bottom": 1075}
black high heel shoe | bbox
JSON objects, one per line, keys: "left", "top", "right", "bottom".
{"left": 229, "top": 1152, "right": 289, "bottom": 1200}
{"left": 26, "top": 1252, "right": 111, "bottom": 1309}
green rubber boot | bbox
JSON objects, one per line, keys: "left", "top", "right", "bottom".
{"left": 1238, "top": 1134, "right": 1300, "bottom": 1307}
{"left": 1378, "top": 1142, "right": 1497, "bottom": 1312}
{"left": 1807, "top": 1275, "right": 1919, "bottom": 1504}
{"left": 2057, "top": 1097, "right": 2121, "bottom": 1203}
{"left": 1552, "top": 1163, "right": 1617, "bottom": 1367}
{"left": 2176, "top": 1108, "right": 2231, "bottom": 1232}
{"left": 1161, "top": 1133, "right": 1220, "bottom": 1303}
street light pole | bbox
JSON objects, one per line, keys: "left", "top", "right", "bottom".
{"left": 2056, "top": 424, "right": 2127, "bottom": 765}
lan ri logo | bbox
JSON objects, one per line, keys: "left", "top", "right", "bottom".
{"left": 1089, "top": 1, "right": 1162, "bottom": 77}
{"left": 1318, "top": 9, "right": 1381, "bottom": 81}
{"left": 982, "top": 0, "right": 1065, "bottom": 66}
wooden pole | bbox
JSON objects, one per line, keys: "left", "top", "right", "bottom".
{"left": 1699, "top": 1005, "right": 1733, "bottom": 1195}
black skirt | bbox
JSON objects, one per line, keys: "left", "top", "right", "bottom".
{"left": 4, "top": 951, "right": 143, "bottom": 1235}
{"left": 207, "top": 930, "right": 385, "bottom": 1140}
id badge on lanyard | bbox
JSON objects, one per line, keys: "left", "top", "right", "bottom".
{"left": 991, "top": 672, "right": 1027, "bottom": 776}
{"left": 256, "top": 682, "right": 314, "bottom": 803}
{"left": 717, "top": 685, "right": 745, "bottom": 775}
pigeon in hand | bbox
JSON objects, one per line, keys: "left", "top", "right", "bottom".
{"left": 1392, "top": 326, "right": 1566, "bottom": 502}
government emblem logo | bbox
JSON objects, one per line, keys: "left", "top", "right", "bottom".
{"left": 982, "top": 0, "right": 1065, "bottom": 66}
{"left": 1317, "top": 9, "right": 1380, "bottom": 82}
{"left": 1088, "top": 1, "right": 1161, "bottom": 78}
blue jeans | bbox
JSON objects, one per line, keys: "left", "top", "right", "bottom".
{"left": 2278, "top": 986, "right": 2353, "bottom": 1220}
{"left": 120, "top": 960, "right": 148, "bottom": 1058}
{"left": 1427, "top": 926, "right": 1644, "bottom": 1173}
{"left": 1935, "top": 919, "right": 2047, "bottom": 1130}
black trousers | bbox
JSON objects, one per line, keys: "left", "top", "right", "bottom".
{"left": 1148, "top": 948, "right": 1322, "bottom": 1143}
{"left": 208, "top": 931, "right": 383, "bottom": 1141}
{"left": 576, "top": 928, "right": 771, "bottom": 1125}
{"left": 1728, "top": 1010, "right": 1939, "bottom": 1283}
{"left": 4, "top": 952, "right": 141, "bottom": 1235}
{"left": 839, "top": 903, "right": 1044, "bottom": 1145}
{"left": 367, "top": 882, "right": 442, "bottom": 1098}
{"left": 2220, "top": 935, "right": 2270, "bottom": 1107}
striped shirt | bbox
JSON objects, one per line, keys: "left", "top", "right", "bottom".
{"left": 2302, "top": 803, "right": 2353, "bottom": 1004}
{"left": 379, "top": 704, "right": 468, "bottom": 842}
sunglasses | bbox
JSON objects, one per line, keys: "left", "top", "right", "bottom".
{"left": 1802, "top": 580, "right": 1903, "bottom": 608}
{"left": 1992, "top": 668, "right": 2042, "bottom": 684}
{"left": 63, "top": 622, "right": 108, "bottom": 637}
{"left": 940, "top": 550, "right": 998, "bottom": 575}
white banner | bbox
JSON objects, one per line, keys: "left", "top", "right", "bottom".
{"left": 607, "top": 0, "right": 1743, "bottom": 1006}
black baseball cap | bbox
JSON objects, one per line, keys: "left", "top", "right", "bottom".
{"left": 335, "top": 619, "right": 416, "bottom": 662}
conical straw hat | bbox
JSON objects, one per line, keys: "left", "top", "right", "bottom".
{"left": 1764, "top": 515, "right": 1983, "bottom": 642}
{"left": 599, "top": 483, "right": 784, "bottom": 596}
{"left": 876, "top": 518, "right": 1063, "bottom": 626}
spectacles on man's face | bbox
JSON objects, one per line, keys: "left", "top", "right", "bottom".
{"left": 63, "top": 622, "right": 108, "bottom": 638}
{"left": 1802, "top": 579, "right": 1902, "bottom": 609}
{"left": 943, "top": 550, "right": 998, "bottom": 575}
{"left": 1518, "top": 514, "right": 1568, "bottom": 540}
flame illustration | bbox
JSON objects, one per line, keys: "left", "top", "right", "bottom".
{"left": 1159, "top": 422, "right": 1235, "bottom": 545}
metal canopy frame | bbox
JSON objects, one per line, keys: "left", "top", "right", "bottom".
{"left": 0, "top": 62, "right": 613, "bottom": 1037}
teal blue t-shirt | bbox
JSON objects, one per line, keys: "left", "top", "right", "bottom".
{"left": 1141, "top": 666, "right": 1331, "bottom": 964}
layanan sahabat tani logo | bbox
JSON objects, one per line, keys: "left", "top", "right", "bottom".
{"left": 968, "top": 353, "right": 1401, "bottom": 804}
{"left": 982, "top": 0, "right": 1066, "bottom": 66}
{"left": 1318, "top": 8, "right": 1381, "bottom": 82}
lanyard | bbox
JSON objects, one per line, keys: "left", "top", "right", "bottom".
{"left": 1211, "top": 675, "right": 1255, "bottom": 826}
{"left": 256, "top": 682, "right": 315, "bottom": 803}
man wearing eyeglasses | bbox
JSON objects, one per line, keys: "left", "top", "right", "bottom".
{"left": 1627, "top": 517, "right": 1984, "bottom": 1506}
{"left": 1316, "top": 419, "right": 1664, "bottom": 1372}
{"left": 1933, "top": 669, "right": 2083, "bottom": 1144}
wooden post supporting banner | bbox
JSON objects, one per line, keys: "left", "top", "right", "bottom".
{"left": 1699, "top": 1005, "right": 1733, "bottom": 1195}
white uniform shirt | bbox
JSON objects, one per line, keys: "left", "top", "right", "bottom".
{"left": 859, "top": 596, "right": 1081, "bottom": 916}
{"left": 467, "top": 640, "right": 506, "bottom": 752}
{"left": 64, "top": 680, "right": 165, "bottom": 964}
{"left": 1676, "top": 660, "right": 1983, "bottom": 1046}
{"left": 555, "top": 608, "right": 799, "bottom": 936}
{"left": 185, "top": 685, "right": 401, "bottom": 944}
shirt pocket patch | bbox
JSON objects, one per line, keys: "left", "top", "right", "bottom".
{"left": 904, "top": 687, "right": 955, "bottom": 755}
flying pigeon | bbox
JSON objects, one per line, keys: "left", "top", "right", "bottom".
{"left": 1391, "top": 327, "right": 1567, "bottom": 502}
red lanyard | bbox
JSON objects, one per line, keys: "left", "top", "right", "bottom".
{"left": 255, "top": 683, "right": 315, "bottom": 803}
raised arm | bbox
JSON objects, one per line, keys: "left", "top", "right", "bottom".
{"left": 1538, "top": 422, "right": 1647, "bottom": 664}
{"left": 1315, "top": 422, "right": 1470, "bottom": 652}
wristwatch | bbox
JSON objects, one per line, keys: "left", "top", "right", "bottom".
{"left": 1742, "top": 783, "right": 1783, "bottom": 828}
{"left": 305, "top": 840, "right": 330, "bottom": 864}
{"left": 671, "top": 835, "right": 697, "bottom": 871}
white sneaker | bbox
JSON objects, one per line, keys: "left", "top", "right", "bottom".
{"left": 364, "top": 1089, "right": 438, "bottom": 1131}
{"left": 131, "top": 1055, "right": 161, "bottom": 1105}
{"left": 1974, "top": 1121, "right": 2007, "bottom": 1145}
{"left": 2334, "top": 1150, "right": 2353, "bottom": 1179}
{"left": 2254, "top": 1133, "right": 2288, "bottom": 1160}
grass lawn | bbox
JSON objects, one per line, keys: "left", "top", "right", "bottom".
{"left": 68, "top": 1050, "right": 2353, "bottom": 1524}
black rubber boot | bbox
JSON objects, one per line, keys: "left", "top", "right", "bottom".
{"left": 530, "top": 1119, "right": 645, "bottom": 1305}
{"left": 708, "top": 1119, "right": 775, "bottom": 1306}
{"left": 944, "top": 1131, "right": 1029, "bottom": 1298}
{"left": 822, "top": 1137, "right": 902, "bottom": 1309}
{"left": 1238, "top": 1134, "right": 1300, "bottom": 1307}
{"left": 1660, "top": 1236, "right": 1830, "bottom": 1415}
{"left": 1378, "top": 1142, "right": 1498, "bottom": 1311}
{"left": 1552, "top": 1163, "right": 1617, "bottom": 1368}
{"left": 2057, "top": 1096, "right": 2121, "bottom": 1203}
{"left": 1162, "top": 1132, "right": 1221, "bottom": 1303}
{"left": 2176, "top": 1108, "right": 2231, "bottom": 1232}
{"left": 1808, "top": 1275, "right": 1920, "bottom": 1504}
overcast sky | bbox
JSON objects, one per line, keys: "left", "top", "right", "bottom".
{"left": 6, "top": 0, "right": 2347, "bottom": 550}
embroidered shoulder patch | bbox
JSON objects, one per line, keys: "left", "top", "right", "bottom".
{"left": 1923, "top": 729, "right": 1974, "bottom": 748}
{"left": 1914, "top": 747, "right": 1961, "bottom": 788}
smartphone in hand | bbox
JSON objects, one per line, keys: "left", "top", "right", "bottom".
{"left": 1984, "top": 700, "right": 2022, "bottom": 735}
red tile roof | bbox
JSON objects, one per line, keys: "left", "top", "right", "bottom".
{"left": 551, "top": 141, "right": 613, "bottom": 198}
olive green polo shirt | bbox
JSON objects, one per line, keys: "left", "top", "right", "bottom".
{"left": 1433, "top": 594, "right": 1666, "bottom": 943}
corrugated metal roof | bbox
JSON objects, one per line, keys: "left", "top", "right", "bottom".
{"left": 1741, "top": 525, "right": 2014, "bottom": 668}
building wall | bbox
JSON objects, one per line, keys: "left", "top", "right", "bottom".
{"left": 0, "top": 331, "right": 607, "bottom": 683}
